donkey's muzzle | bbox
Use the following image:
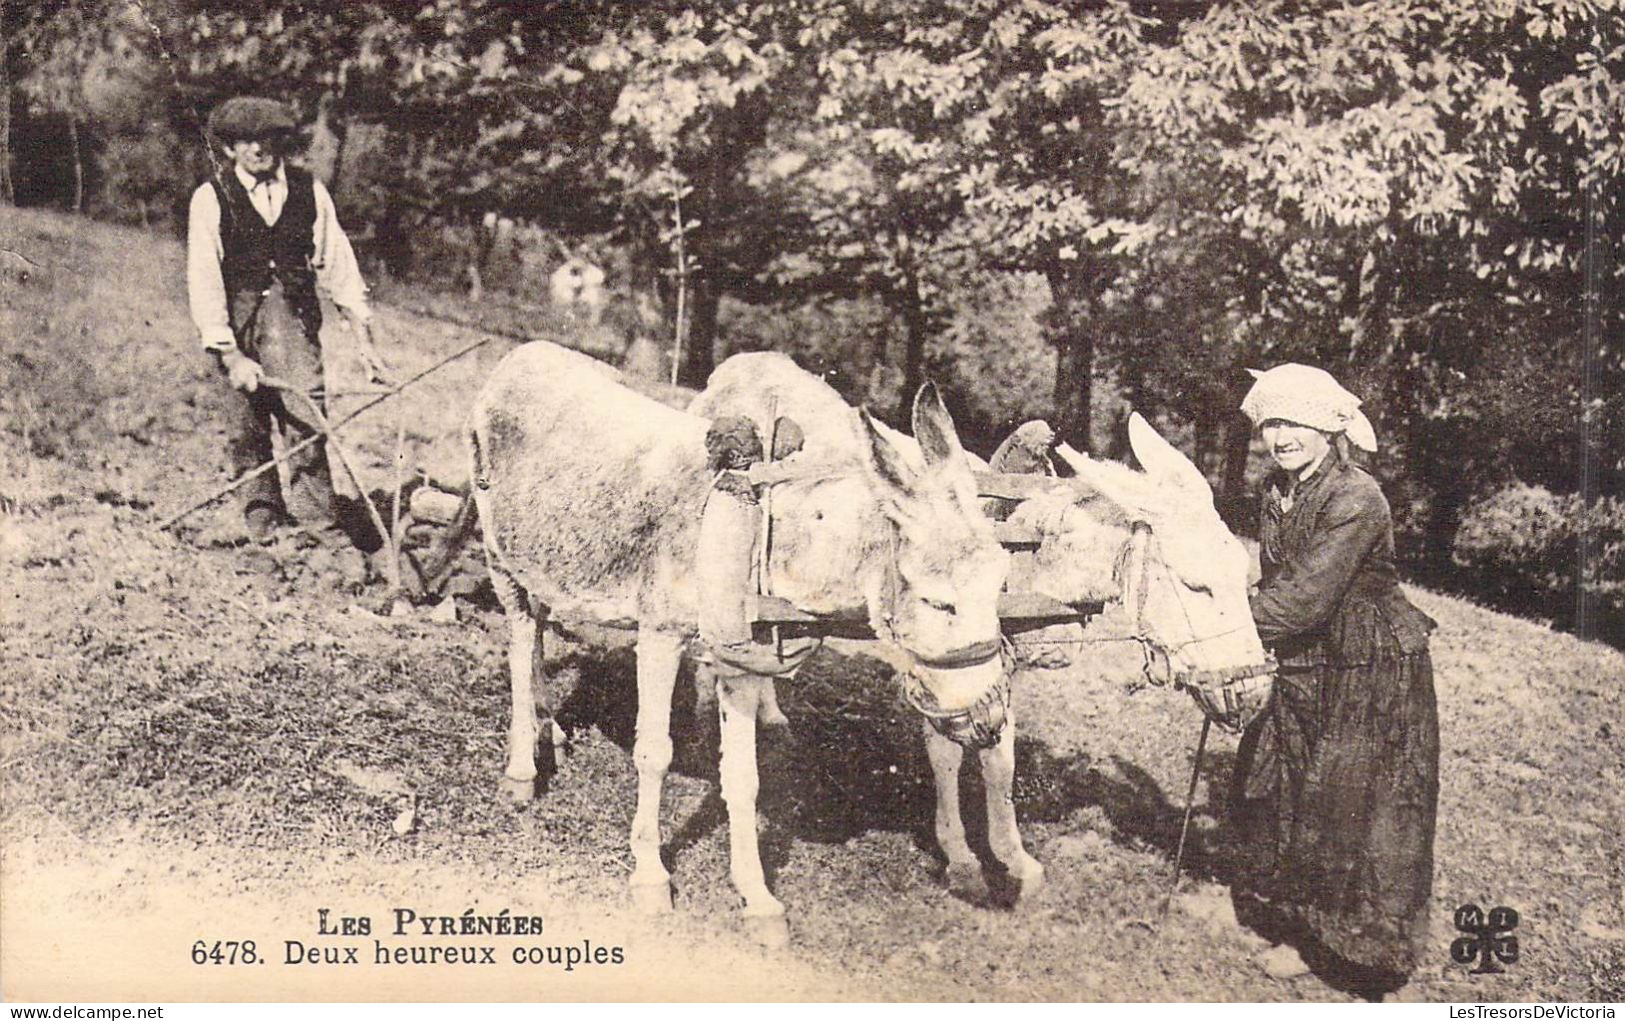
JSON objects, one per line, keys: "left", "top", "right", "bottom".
{"left": 906, "top": 670, "right": 1012, "bottom": 750}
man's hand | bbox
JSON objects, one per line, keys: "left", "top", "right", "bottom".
{"left": 223, "top": 351, "right": 264, "bottom": 392}
{"left": 355, "top": 318, "right": 394, "bottom": 386}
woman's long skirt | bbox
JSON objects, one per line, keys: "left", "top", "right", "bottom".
{"left": 1228, "top": 650, "right": 1441, "bottom": 978}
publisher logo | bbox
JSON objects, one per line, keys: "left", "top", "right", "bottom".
{"left": 1451, "top": 903, "right": 1520, "bottom": 975}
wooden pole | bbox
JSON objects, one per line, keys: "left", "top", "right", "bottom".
{"left": 269, "top": 381, "right": 393, "bottom": 568}
{"left": 155, "top": 334, "right": 495, "bottom": 533}
{"left": 389, "top": 400, "right": 407, "bottom": 593}
{"left": 669, "top": 175, "right": 688, "bottom": 387}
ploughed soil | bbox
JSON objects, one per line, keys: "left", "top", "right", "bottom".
{"left": 3, "top": 208, "right": 1623, "bottom": 1002}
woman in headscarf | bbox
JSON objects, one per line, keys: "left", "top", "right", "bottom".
{"left": 1229, "top": 364, "right": 1440, "bottom": 997}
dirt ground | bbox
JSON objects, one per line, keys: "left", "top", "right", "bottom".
{"left": 3, "top": 208, "right": 1623, "bottom": 1003}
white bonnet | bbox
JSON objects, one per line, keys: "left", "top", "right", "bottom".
{"left": 1240, "top": 363, "right": 1378, "bottom": 453}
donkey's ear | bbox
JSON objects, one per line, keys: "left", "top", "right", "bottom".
{"left": 1127, "top": 412, "right": 1213, "bottom": 498}
{"left": 1054, "top": 443, "right": 1155, "bottom": 522}
{"left": 859, "top": 407, "right": 916, "bottom": 493}
{"left": 912, "top": 381, "right": 966, "bottom": 470}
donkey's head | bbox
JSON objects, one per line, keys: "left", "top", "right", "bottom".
{"left": 1055, "top": 414, "right": 1271, "bottom": 689}
{"left": 858, "top": 384, "right": 1011, "bottom": 746}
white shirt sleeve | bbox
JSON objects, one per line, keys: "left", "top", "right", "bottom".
{"left": 310, "top": 178, "right": 372, "bottom": 324}
{"left": 185, "top": 182, "right": 239, "bottom": 354}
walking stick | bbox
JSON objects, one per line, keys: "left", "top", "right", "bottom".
{"left": 1162, "top": 714, "right": 1212, "bottom": 917}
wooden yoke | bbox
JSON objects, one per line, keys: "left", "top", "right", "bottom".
{"left": 748, "top": 469, "right": 1104, "bottom": 638}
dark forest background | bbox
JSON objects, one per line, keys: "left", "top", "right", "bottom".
{"left": 3, "top": 0, "right": 1620, "bottom": 639}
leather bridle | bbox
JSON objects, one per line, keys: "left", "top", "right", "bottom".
{"left": 1119, "top": 522, "right": 1277, "bottom": 691}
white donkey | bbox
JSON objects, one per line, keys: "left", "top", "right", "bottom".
{"left": 693, "top": 353, "right": 1274, "bottom": 853}
{"left": 470, "top": 341, "right": 1020, "bottom": 944}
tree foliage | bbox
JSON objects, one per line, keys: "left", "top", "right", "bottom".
{"left": 5, "top": 0, "right": 1620, "bottom": 596}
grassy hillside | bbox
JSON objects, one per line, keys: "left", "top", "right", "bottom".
{"left": 2, "top": 208, "right": 1622, "bottom": 1003}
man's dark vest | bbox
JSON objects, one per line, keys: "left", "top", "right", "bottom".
{"left": 209, "top": 165, "right": 322, "bottom": 341}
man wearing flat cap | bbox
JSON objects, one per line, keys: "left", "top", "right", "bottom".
{"left": 187, "top": 95, "right": 388, "bottom": 545}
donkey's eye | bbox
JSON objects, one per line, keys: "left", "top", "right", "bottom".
{"left": 921, "top": 597, "right": 957, "bottom": 615}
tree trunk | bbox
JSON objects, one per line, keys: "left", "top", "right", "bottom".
{"left": 329, "top": 108, "right": 349, "bottom": 198}
{"left": 0, "top": 8, "right": 13, "bottom": 206}
{"left": 1052, "top": 332, "right": 1094, "bottom": 455}
{"left": 1045, "top": 268, "right": 1096, "bottom": 454}
{"left": 679, "top": 273, "right": 718, "bottom": 388}
{"left": 1192, "top": 409, "right": 1214, "bottom": 478}
{"left": 1221, "top": 325, "right": 1265, "bottom": 531}
{"left": 897, "top": 274, "right": 929, "bottom": 425}
{"left": 68, "top": 116, "right": 83, "bottom": 212}
{"left": 1107, "top": 364, "right": 1148, "bottom": 461}
{"left": 1219, "top": 414, "right": 1255, "bottom": 533}
{"left": 1354, "top": 224, "right": 1396, "bottom": 374}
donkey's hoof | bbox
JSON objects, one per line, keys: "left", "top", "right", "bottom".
{"left": 499, "top": 775, "right": 535, "bottom": 804}
{"left": 945, "top": 862, "right": 990, "bottom": 904}
{"left": 1011, "top": 864, "right": 1047, "bottom": 907}
{"left": 630, "top": 882, "right": 673, "bottom": 915}
{"left": 743, "top": 913, "right": 790, "bottom": 949}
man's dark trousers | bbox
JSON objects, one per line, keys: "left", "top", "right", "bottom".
{"left": 221, "top": 279, "right": 335, "bottom": 530}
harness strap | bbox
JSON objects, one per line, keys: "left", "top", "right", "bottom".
{"left": 911, "top": 636, "right": 1004, "bottom": 671}
{"left": 1128, "top": 522, "right": 1153, "bottom": 639}
{"left": 757, "top": 408, "right": 779, "bottom": 601}
{"left": 743, "top": 460, "right": 850, "bottom": 489}
{"left": 695, "top": 469, "right": 760, "bottom": 649}
{"left": 1179, "top": 660, "right": 1279, "bottom": 687}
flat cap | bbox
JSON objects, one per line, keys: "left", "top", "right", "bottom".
{"left": 207, "top": 96, "right": 298, "bottom": 141}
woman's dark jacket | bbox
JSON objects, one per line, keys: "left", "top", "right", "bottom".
{"left": 1251, "top": 449, "right": 1433, "bottom": 669}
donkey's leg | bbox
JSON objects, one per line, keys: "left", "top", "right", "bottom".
{"left": 629, "top": 631, "right": 682, "bottom": 914}
{"left": 978, "top": 710, "right": 1044, "bottom": 902}
{"left": 923, "top": 721, "right": 989, "bottom": 903}
{"left": 716, "top": 674, "right": 788, "bottom": 946}
{"left": 757, "top": 677, "right": 789, "bottom": 727}
{"left": 528, "top": 595, "right": 568, "bottom": 757}
{"left": 490, "top": 562, "right": 540, "bottom": 803}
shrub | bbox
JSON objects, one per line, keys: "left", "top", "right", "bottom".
{"left": 1453, "top": 482, "right": 1625, "bottom": 641}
